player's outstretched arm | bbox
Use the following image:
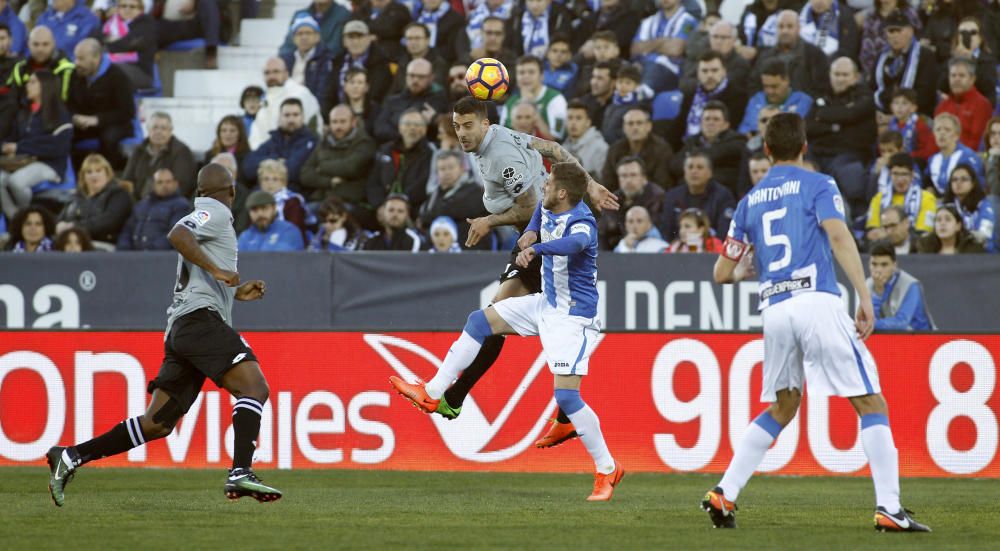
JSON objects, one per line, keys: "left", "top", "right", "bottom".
{"left": 822, "top": 218, "right": 875, "bottom": 340}
{"left": 168, "top": 225, "right": 239, "bottom": 287}
{"left": 529, "top": 137, "right": 620, "bottom": 211}
{"left": 713, "top": 249, "right": 754, "bottom": 284}
{"left": 467, "top": 186, "right": 539, "bottom": 247}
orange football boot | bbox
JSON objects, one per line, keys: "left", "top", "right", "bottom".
{"left": 534, "top": 419, "right": 579, "bottom": 448}
{"left": 389, "top": 376, "right": 440, "bottom": 413}
{"left": 587, "top": 460, "right": 625, "bottom": 501}
{"left": 701, "top": 487, "right": 737, "bottom": 528}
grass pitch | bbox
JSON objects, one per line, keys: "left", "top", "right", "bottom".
{"left": 1, "top": 467, "right": 996, "bottom": 550}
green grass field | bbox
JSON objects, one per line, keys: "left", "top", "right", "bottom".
{"left": 1, "top": 467, "right": 996, "bottom": 550}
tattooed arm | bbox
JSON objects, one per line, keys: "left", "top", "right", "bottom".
{"left": 466, "top": 185, "right": 539, "bottom": 247}
{"left": 529, "top": 137, "right": 620, "bottom": 211}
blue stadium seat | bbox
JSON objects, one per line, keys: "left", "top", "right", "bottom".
{"left": 134, "top": 63, "right": 163, "bottom": 98}
{"left": 164, "top": 38, "right": 208, "bottom": 51}
{"left": 0, "top": 213, "right": 6, "bottom": 235}
{"left": 73, "top": 117, "right": 144, "bottom": 152}
{"left": 32, "top": 158, "right": 76, "bottom": 197}
{"left": 651, "top": 90, "right": 684, "bottom": 122}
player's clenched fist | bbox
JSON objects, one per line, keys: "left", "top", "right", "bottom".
{"left": 236, "top": 280, "right": 267, "bottom": 301}
{"left": 517, "top": 230, "right": 538, "bottom": 250}
{"left": 515, "top": 247, "right": 537, "bottom": 268}
{"left": 213, "top": 269, "right": 240, "bottom": 287}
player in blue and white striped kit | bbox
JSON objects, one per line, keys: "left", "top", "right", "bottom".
{"left": 701, "top": 113, "right": 929, "bottom": 532}
{"left": 394, "top": 162, "right": 624, "bottom": 501}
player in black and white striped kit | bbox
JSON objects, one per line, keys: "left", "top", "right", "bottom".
{"left": 391, "top": 97, "right": 619, "bottom": 447}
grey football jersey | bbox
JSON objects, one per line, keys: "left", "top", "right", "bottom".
{"left": 472, "top": 125, "right": 546, "bottom": 215}
{"left": 165, "top": 197, "right": 238, "bottom": 334}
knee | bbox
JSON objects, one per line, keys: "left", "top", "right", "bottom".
{"left": 554, "top": 388, "right": 585, "bottom": 415}
{"left": 139, "top": 416, "right": 173, "bottom": 440}
{"left": 768, "top": 394, "right": 802, "bottom": 426}
{"left": 243, "top": 378, "right": 269, "bottom": 404}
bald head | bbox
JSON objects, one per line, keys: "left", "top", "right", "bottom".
{"left": 406, "top": 58, "right": 433, "bottom": 94}
{"left": 197, "top": 163, "right": 236, "bottom": 202}
{"left": 73, "top": 38, "right": 103, "bottom": 77}
{"left": 28, "top": 26, "right": 55, "bottom": 63}
{"left": 776, "top": 10, "right": 800, "bottom": 47}
{"left": 709, "top": 21, "right": 737, "bottom": 55}
{"left": 830, "top": 56, "right": 859, "bottom": 93}
{"left": 263, "top": 57, "right": 289, "bottom": 87}
{"left": 328, "top": 104, "right": 356, "bottom": 140}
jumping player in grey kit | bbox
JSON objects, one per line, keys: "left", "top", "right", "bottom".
{"left": 391, "top": 97, "right": 619, "bottom": 448}
{"left": 46, "top": 164, "right": 282, "bottom": 506}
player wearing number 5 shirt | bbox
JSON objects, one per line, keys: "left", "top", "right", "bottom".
{"left": 700, "top": 113, "right": 930, "bottom": 533}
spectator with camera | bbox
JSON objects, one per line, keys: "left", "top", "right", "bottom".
{"left": 5, "top": 205, "right": 54, "bottom": 252}
{"left": 116, "top": 168, "right": 189, "bottom": 251}
{"left": 866, "top": 240, "right": 936, "bottom": 330}
{"left": 57, "top": 153, "right": 132, "bottom": 245}
{"left": 418, "top": 150, "right": 489, "bottom": 250}
{"left": 614, "top": 205, "right": 669, "bottom": 253}
{"left": 237, "top": 190, "right": 305, "bottom": 251}
{"left": 309, "top": 195, "right": 369, "bottom": 251}
{"left": 362, "top": 193, "right": 426, "bottom": 251}
{"left": 935, "top": 57, "right": 993, "bottom": 150}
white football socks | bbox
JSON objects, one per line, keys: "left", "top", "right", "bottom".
{"left": 718, "top": 415, "right": 780, "bottom": 501}
{"left": 566, "top": 404, "right": 615, "bottom": 474}
{"left": 425, "top": 331, "right": 483, "bottom": 399}
{"left": 861, "top": 420, "right": 901, "bottom": 514}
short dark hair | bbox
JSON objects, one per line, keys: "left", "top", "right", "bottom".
{"left": 702, "top": 100, "right": 729, "bottom": 122}
{"left": 616, "top": 155, "right": 647, "bottom": 174}
{"left": 760, "top": 59, "right": 789, "bottom": 79}
{"left": 763, "top": 112, "right": 806, "bottom": 161}
{"left": 516, "top": 55, "right": 544, "bottom": 72}
{"left": 869, "top": 240, "right": 897, "bottom": 261}
{"left": 592, "top": 30, "right": 618, "bottom": 44}
{"left": 8, "top": 206, "right": 54, "bottom": 249}
{"left": 943, "top": 163, "right": 986, "bottom": 212}
{"left": 698, "top": 49, "right": 724, "bottom": 65}
{"left": 549, "top": 33, "right": 571, "bottom": 48}
{"left": 54, "top": 227, "right": 94, "bottom": 251}
{"left": 882, "top": 205, "right": 909, "bottom": 222}
{"left": 616, "top": 63, "right": 642, "bottom": 83}
{"left": 436, "top": 149, "right": 464, "bottom": 165}
{"left": 593, "top": 59, "right": 621, "bottom": 76}
{"left": 404, "top": 22, "right": 431, "bottom": 38}
{"left": 684, "top": 149, "right": 713, "bottom": 170}
{"left": 482, "top": 16, "right": 505, "bottom": 29}
{"left": 878, "top": 129, "right": 904, "bottom": 148}
{"left": 280, "top": 97, "right": 303, "bottom": 112}
{"left": 889, "top": 88, "right": 917, "bottom": 105}
{"left": 749, "top": 150, "right": 770, "bottom": 163}
{"left": 567, "top": 99, "right": 592, "bottom": 120}
{"left": 887, "top": 152, "right": 914, "bottom": 171}
{"left": 453, "top": 96, "right": 488, "bottom": 120}
{"left": 551, "top": 162, "right": 589, "bottom": 203}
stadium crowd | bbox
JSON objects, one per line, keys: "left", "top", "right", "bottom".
{"left": 1, "top": 0, "right": 999, "bottom": 256}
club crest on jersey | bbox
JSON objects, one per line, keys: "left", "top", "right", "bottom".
{"left": 833, "top": 194, "right": 845, "bottom": 215}
{"left": 195, "top": 210, "right": 211, "bottom": 225}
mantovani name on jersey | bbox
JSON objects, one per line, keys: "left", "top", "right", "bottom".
{"left": 747, "top": 180, "right": 802, "bottom": 207}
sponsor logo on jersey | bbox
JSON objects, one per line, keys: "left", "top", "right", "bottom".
{"left": 195, "top": 210, "right": 211, "bottom": 225}
{"left": 759, "top": 277, "right": 812, "bottom": 300}
{"left": 502, "top": 166, "right": 524, "bottom": 188}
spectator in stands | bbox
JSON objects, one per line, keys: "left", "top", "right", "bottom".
{"left": 578, "top": 60, "right": 616, "bottom": 134}
{"left": 659, "top": 151, "right": 735, "bottom": 240}
{"left": 598, "top": 156, "right": 665, "bottom": 249}
{"left": 986, "top": 0, "right": 1000, "bottom": 58}
{"left": 340, "top": 67, "right": 380, "bottom": 137}
{"left": 871, "top": 11, "right": 939, "bottom": 116}
{"left": 101, "top": 0, "right": 157, "bottom": 90}
{"left": 939, "top": 17, "right": 997, "bottom": 104}
{"left": 309, "top": 195, "right": 368, "bottom": 251}
{"left": 358, "top": 0, "right": 411, "bottom": 61}
{"left": 678, "top": 11, "right": 720, "bottom": 67}
{"left": 205, "top": 115, "right": 251, "bottom": 179}
{"left": 238, "top": 190, "right": 305, "bottom": 251}
{"left": 736, "top": 0, "right": 783, "bottom": 61}
{"left": 738, "top": 59, "right": 813, "bottom": 135}
{"left": 600, "top": 63, "right": 644, "bottom": 145}
{"left": 679, "top": 21, "right": 752, "bottom": 97}
{"left": 362, "top": 192, "right": 426, "bottom": 251}
{"left": 630, "top": 0, "right": 698, "bottom": 94}
{"left": 935, "top": 57, "right": 993, "bottom": 150}
{"left": 736, "top": 105, "right": 780, "bottom": 194}
{"left": 542, "top": 34, "right": 577, "bottom": 95}
{"left": 155, "top": 0, "right": 222, "bottom": 69}
{"left": 921, "top": 0, "right": 983, "bottom": 64}
{"left": 671, "top": 100, "right": 746, "bottom": 195}
{"left": 250, "top": 57, "right": 322, "bottom": 149}
{"left": 614, "top": 205, "right": 668, "bottom": 252}
{"left": 67, "top": 38, "right": 134, "bottom": 171}
{"left": 501, "top": 55, "right": 567, "bottom": 140}
{"left": 391, "top": 23, "right": 447, "bottom": 94}
{"left": 0, "top": 71, "right": 72, "bottom": 220}
{"left": 671, "top": 50, "right": 747, "bottom": 150}
{"left": 426, "top": 112, "right": 482, "bottom": 194}
{"left": 571, "top": 31, "right": 620, "bottom": 99}
{"left": 602, "top": 107, "right": 673, "bottom": 190}
{"left": 926, "top": 112, "right": 985, "bottom": 196}
{"left": 53, "top": 226, "right": 94, "bottom": 251}
{"left": 239, "top": 85, "right": 264, "bottom": 133}
{"left": 744, "top": 150, "right": 772, "bottom": 191}
{"left": 666, "top": 207, "right": 724, "bottom": 253}
{"left": 866, "top": 152, "right": 937, "bottom": 240}
{"left": 574, "top": 0, "right": 640, "bottom": 57}
{"left": 508, "top": 0, "right": 573, "bottom": 58}
{"left": 323, "top": 20, "right": 393, "bottom": 114}
{"left": 985, "top": 116, "right": 1000, "bottom": 195}
{"left": 798, "top": 0, "right": 859, "bottom": 60}
{"left": 116, "top": 168, "right": 188, "bottom": 251}
{"left": 806, "top": 56, "right": 876, "bottom": 215}
{"left": 752, "top": 10, "right": 830, "bottom": 97}
{"left": 210, "top": 151, "right": 251, "bottom": 233}
{"left": 279, "top": 15, "right": 335, "bottom": 104}
{"left": 866, "top": 240, "right": 935, "bottom": 330}
{"left": 301, "top": 104, "right": 376, "bottom": 214}
{"left": 0, "top": 0, "right": 25, "bottom": 58}
{"left": 10, "top": 26, "right": 75, "bottom": 101}
{"left": 871, "top": 205, "right": 919, "bottom": 255}
{"left": 470, "top": 16, "right": 517, "bottom": 69}
{"left": 467, "top": 1, "right": 513, "bottom": 54}
{"left": 368, "top": 109, "right": 433, "bottom": 214}
{"left": 6, "top": 205, "right": 54, "bottom": 252}
{"left": 375, "top": 58, "right": 448, "bottom": 144}
{"left": 279, "top": 0, "right": 350, "bottom": 59}
{"left": 124, "top": 112, "right": 197, "bottom": 199}
{"left": 0, "top": 24, "right": 21, "bottom": 143}
{"left": 510, "top": 101, "right": 552, "bottom": 142}
{"left": 418, "top": 149, "right": 489, "bottom": 249}
{"left": 856, "top": 0, "right": 922, "bottom": 76}
{"left": 413, "top": 0, "right": 467, "bottom": 64}
{"left": 37, "top": 0, "right": 99, "bottom": 62}
{"left": 944, "top": 163, "right": 996, "bottom": 251}
{"left": 243, "top": 98, "right": 319, "bottom": 189}
{"left": 563, "top": 100, "right": 608, "bottom": 180}
{"left": 428, "top": 215, "right": 462, "bottom": 253}
{"left": 866, "top": 130, "right": 905, "bottom": 202}
{"left": 258, "top": 158, "right": 311, "bottom": 241}
{"left": 56, "top": 153, "right": 132, "bottom": 244}
{"left": 887, "top": 88, "right": 936, "bottom": 164}
{"left": 917, "top": 204, "right": 985, "bottom": 253}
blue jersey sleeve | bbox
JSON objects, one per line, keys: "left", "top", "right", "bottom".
{"left": 526, "top": 202, "right": 543, "bottom": 233}
{"left": 534, "top": 221, "right": 593, "bottom": 256}
{"left": 727, "top": 197, "right": 749, "bottom": 243}
{"left": 813, "top": 176, "right": 846, "bottom": 223}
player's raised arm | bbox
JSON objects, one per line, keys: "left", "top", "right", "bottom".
{"left": 168, "top": 225, "right": 239, "bottom": 286}
{"left": 822, "top": 218, "right": 875, "bottom": 340}
{"left": 529, "top": 137, "right": 620, "bottom": 211}
{"left": 466, "top": 185, "right": 539, "bottom": 247}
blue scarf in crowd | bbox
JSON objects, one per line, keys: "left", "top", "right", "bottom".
{"left": 417, "top": 2, "right": 451, "bottom": 47}
{"left": 686, "top": 78, "right": 728, "bottom": 137}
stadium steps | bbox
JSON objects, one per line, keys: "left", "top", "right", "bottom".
{"left": 218, "top": 46, "right": 277, "bottom": 71}
{"left": 138, "top": 98, "right": 241, "bottom": 154}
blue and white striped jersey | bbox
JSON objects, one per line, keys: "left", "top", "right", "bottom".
{"left": 534, "top": 200, "right": 599, "bottom": 318}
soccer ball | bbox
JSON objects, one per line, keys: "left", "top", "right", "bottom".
{"left": 466, "top": 58, "right": 510, "bottom": 102}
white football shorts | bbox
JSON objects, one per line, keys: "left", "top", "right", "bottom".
{"left": 760, "top": 291, "right": 881, "bottom": 402}
{"left": 491, "top": 293, "right": 601, "bottom": 375}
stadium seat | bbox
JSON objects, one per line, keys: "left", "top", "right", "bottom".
{"left": 651, "top": 90, "right": 684, "bottom": 122}
{"left": 73, "top": 117, "right": 145, "bottom": 153}
{"left": 31, "top": 159, "right": 77, "bottom": 211}
{"left": 164, "top": 38, "right": 208, "bottom": 52}
{"left": 134, "top": 64, "right": 163, "bottom": 98}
